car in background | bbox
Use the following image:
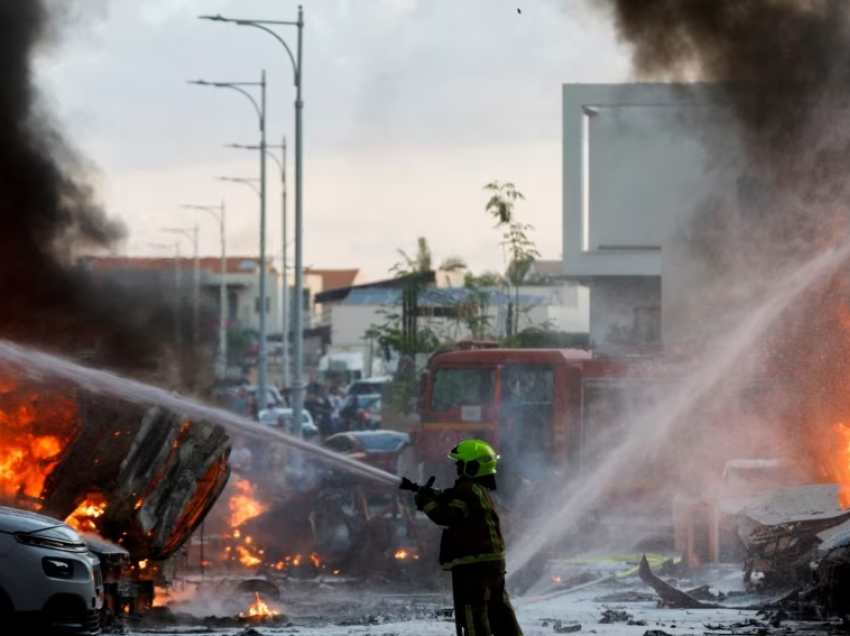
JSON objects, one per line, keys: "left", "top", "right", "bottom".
{"left": 0, "top": 506, "right": 103, "bottom": 633}
{"left": 347, "top": 376, "right": 391, "bottom": 397}
{"left": 259, "top": 407, "right": 320, "bottom": 440}
{"left": 322, "top": 430, "right": 410, "bottom": 475}
{"left": 355, "top": 394, "right": 382, "bottom": 429}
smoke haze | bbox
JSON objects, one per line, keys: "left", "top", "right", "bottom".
{"left": 0, "top": 1, "right": 190, "bottom": 377}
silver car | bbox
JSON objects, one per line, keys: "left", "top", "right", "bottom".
{"left": 0, "top": 506, "right": 103, "bottom": 634}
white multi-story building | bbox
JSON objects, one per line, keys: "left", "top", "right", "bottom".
{"left": 561, "top": 83, "right": 742, "bottom": 353}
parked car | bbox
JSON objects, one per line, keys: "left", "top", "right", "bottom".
{"left": 347, "top": 376, "right": 391, "bottom": 397}
{"left": 0, "top": 506, "right": 103, "bottom": 633}
{"left": 259, "top": 407, "right": 320, "bottom": 440}
{"left": 322, "top": 430, "right": 410, "bottom": 475}
{"left": 355, "top": 394, "right": 382, "bottom": 429}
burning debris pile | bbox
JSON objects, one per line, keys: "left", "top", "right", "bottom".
{"left": 0, "top": 372, "right": 230, "bottom": 569}
{"left": 194, "top": 467, "right": 438, "bottom": 582}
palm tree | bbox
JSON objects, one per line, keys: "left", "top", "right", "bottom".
{"left": 483, "top": 180, "right": 539, "bottom": 337}
{"left": 398, "top": 236, "right": 432, "bottom": 273}
{"left": 439, "top": 256, "right": 468, "bottom": 272}
{"left": 484, "top": 181, "right": 525, "bottom": 225}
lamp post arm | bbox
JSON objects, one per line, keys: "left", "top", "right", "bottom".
{"left": 218, "top": 84, "right": 264, "bottom": 131}
{"left": 234, "top": 22, "right": 299, "bottom": 85}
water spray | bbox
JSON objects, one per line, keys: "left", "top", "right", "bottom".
{"left": 0, "top": 340, "right": 401, "bottom": 488}
{"left": 507, "top": 244, "right": 850, "bottom": 584}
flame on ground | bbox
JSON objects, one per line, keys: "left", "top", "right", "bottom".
{"left": 240, "top": 592, "right": 279, "bottom": 619}
{"left": 229, "top": 478, "right": 268, "bottom": 528}
{"left": 65, "top": 497, "right": 106, "bottom": 532}
{"left": 552, "top": 575, "right": 562, "bottom": 583}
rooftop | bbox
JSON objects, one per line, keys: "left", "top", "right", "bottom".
{"left": 305, "top": 268, "right": 361, "bottom": 292}
{"left": 82, "top": 256, "right": 277, "bottom": 275}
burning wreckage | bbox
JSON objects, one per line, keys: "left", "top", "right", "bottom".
{"left": 0, "top": 376, "right": 230, "bottom": 620}
{"left": 0, "top": 373, "right": 438, "bottom": 628}
{"left": 634, "top": 479, "right": 850, "bottom": 619}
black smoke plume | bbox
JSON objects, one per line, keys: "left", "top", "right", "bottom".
{"left": 0, "top": 2, "right": 183, "bottom": 377}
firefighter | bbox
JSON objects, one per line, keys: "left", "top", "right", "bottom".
{"left": 414, "top": 439, "right": 524, "bottom": 636}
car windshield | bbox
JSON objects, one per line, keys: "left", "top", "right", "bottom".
{"left": 356, "top": 433, "right": 408, "bottom": 452}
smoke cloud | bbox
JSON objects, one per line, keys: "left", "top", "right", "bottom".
{"left": 592, "top": 0, "right": 850, "bottom": 466}
{"left": 0, "top": 1, "right": 190, "bottom": 377}
{"left": 506, "top": 1, "right": 850, "bottom": 586}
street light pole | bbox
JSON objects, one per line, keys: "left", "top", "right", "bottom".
{"left": 200, "top": 5, "right": 305, "bottom": 435}
{"left": 163, "top": 225, "right": 200, "bottom": 348}
{"left": 257, "top": 71, "right": 270, "bottom": 410}
{"left": 225, "top": 139, "right": 289, "bottom": 390}
{"left": 183, "top": 202, "right": 228, "bottom": 378}
{"left": 189, "top": 73, "right": 270, "bottom": 415}
{"left": 148, "top": 242, "right": 181, "bottom": 345}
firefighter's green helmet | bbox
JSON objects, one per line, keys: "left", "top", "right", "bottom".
{"left": 448, "top": 439, "right": 499, "bottom": 478}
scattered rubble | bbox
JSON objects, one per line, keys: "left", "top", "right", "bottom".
{"left": 599, "top": 608, "right": 633, "bottom": 623}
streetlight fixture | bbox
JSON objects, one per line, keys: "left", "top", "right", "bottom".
{"left": 189, "top": 74, "right": 270, "bottom": 413}
{"left": 225, "top": 140, "right": 290, "bottom": 389}
{"left": 183, "top": 202, "right": 228, "bottom": 379}
{"left": 162, "top": 226, "right": 200, "bottom": 348}
{"left": 199, "top": 7, "right": 306, "bottom": 435}
{"left": 217, "top": 176, "right": 261, "bottom": 194}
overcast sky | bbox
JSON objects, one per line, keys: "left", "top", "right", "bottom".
{"left": 37, "top": 0, "right": 629, "bottom": 280}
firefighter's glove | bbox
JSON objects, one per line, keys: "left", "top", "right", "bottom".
{"left": 414, "top": 491, "right": 434, "bottom": 512}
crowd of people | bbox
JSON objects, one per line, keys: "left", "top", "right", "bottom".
{"left": 215, "top": 375, "right": 380, "bottom": 440}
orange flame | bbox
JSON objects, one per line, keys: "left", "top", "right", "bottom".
{"left": 236, "top": 545, "right": 262, "bottom": 568}
{"left": 394, "top": 549, "right": 409, "bottom": 560}
{"left": 65, "top": 498, "right": 106, "bottom": 532}
{"left": 834, "top": 423, "right": 850, "bottom": 508}
{"left": 229, "top": 479, "right": 268, "bottom": 528}
{"left": 240, "top": 592, "right": 279, "bottom": 618}
{"left": 0, "top": 380, "right": 81, "bottom": 503}
{"left": 310, "top": 553, "right": 321, "bottom": 567}
{"left": 552, "top": 575, "right": 562, "bottom": 583}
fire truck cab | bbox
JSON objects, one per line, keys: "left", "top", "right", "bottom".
{"left": 413, "top": 347, "right": 591, "bottom": 489}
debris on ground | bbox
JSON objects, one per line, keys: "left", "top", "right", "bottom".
{"left": 599, "top": 608, "right": 633, "bottom": 623}
{"left": 551, "top": 619, "right": 582, "bottom": 633}
{"left": 638, "top": 555, "right": 722, "bottom": 609}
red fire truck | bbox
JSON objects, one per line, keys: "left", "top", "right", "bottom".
{"left": 410, "top": 343, "right": 794, "bottom": 507}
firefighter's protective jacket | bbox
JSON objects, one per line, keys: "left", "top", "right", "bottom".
{"left": 417, "top": 477, "right": 506, "bottom": 570}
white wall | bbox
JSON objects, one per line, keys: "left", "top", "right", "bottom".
{"left": 562, "top": 83, "right": 741, "bottom": 278}
{"left": 203, "top": 269, "right": 280, "bottom": 334}
{"left": 328, "top": 284, "right": 590, "bottom": 355}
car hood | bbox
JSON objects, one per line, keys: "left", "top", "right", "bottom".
{"left": 0, "top": 506, "right": 69, "bottom": 534}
